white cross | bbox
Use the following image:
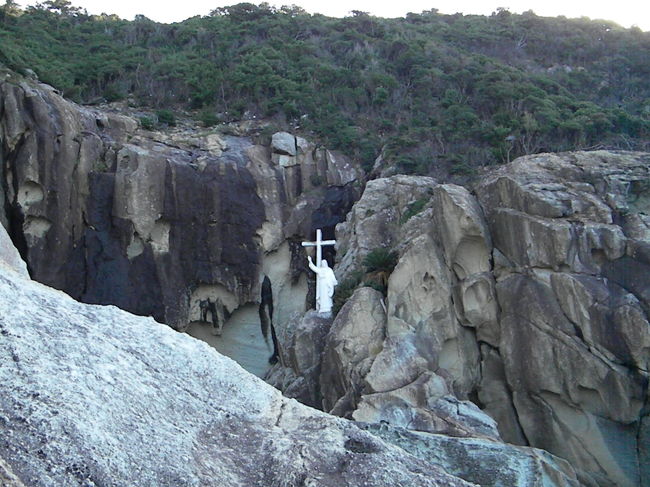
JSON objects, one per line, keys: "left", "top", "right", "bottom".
{"left": 301, "top": 229, "right": 336, "bottom": 269}
{"left": 302, "top": 229, "right": 336, "bottom": 308}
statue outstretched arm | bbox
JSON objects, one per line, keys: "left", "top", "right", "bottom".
{"left": 307, "top": 255, "right": 319, "bottom": 273}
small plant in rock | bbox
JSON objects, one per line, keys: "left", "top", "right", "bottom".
{"left": 363, "top": 248, "right": 398, "bottom": 274}
{"left": 156, "top": 109, "right": 176, "bottom": 127}
{"left": 362, "top": 278, "right": 387, "bottom": 295}
{"left": 199, "top": 110, "right": 219, "bottom": 127}
{"left": 399, "top": 197, "right": 429, "bottom": 224}
{"left": 309, "top": 174, "right": 323, "bottom": 187}
{"left": 362, "top": 248, "right": 398, "bottom": 294}
{"left": 332, "top": 270, "right": 363, "bottom": 316}
{"left": 139, "top": 116, "right": 155, "bottom": 130}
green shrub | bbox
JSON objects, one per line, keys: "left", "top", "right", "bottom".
{"left": 103, "top": 85, "right": 125, "bottom": 103}
{"left": 399, "top": 197, "right": 429, "bottom": 224}
{"left": 156, "top": 109, "right": 176, "bottom": 127}
{"left": 361, "top": 248, "right": 399, "bottom": 296}
{"left": 363, "top": 248, "right": 398, "bottom": 273}
{"left": 198, "top": 110, "right": 219, "bottom": 127}
{"left": 139, "top": 116, "right": 155, "bottom": 130}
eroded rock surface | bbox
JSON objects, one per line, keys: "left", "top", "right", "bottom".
{"left": 265, "top": 310, "right": 333, "bottom": 408}
{"left": 0, "top": 220, "right": 28, "bottom": 277}
{"left": 361, "top": 423, "right": 582, "bottom": 487}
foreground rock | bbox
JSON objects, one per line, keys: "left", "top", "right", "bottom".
{"left": 0, "top": 223, "right": 28, "bottom": 278}
{"left": 0, "top": 237, "right": 472, "bottom": 487}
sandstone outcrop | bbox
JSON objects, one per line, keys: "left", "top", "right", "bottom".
{"left": 265, "top": 310, "right": 333, "bottom": 408}
{"left": 275, "top": 152, "right": 649, "bottom": 487}
{"left": 3, "top": 73, "right": 649, "bottom": 486}
{"left": 0, "top": 77, "right": 362, "bottom": 350}
{"left": 0, "top": 236, "right": 474, "bottom": 487}
{"left": 320, "top": 287, "right": 387, "bottom": 416}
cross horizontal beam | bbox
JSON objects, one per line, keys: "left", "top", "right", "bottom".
{"left": 301, "top": 240, "right": 336, "bottom": 247}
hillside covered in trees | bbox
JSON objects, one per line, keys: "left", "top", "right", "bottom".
{"left": 1, "top": 1, "right": 649, "bottom": 177}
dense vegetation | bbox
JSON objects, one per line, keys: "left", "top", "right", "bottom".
{"left": 1, "top": 1, "right": 649, "bottom": 177}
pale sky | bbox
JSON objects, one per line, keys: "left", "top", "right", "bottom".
{"left": 21, "top": 0, "right": 650, "bottom": 30}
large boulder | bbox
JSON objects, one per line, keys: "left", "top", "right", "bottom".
{"left": 320, "top": 287, "right": 387, "bottom": 416}
{"left": 332, "top": 179, "right": 496, "bottom": 437}
{"left": 475, "top": 151, "right": 650, "bottom": 487}
{"left": 0, "top": 252, "right": 474, "bottom": 487}
{"left": 265, "top": 310, "right": 333, "bottom": 408}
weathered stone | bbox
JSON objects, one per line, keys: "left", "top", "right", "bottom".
{"left": 0, "top": 77, "right": 361, "bottom": 353}
{"left": 0, "top": 458, "right": 26, "bottom": 487}
{"left": 640, "top": 415, "right": 650, "bottom": 487}
{"left": 550, "top": 272, "right": 650, "bottom": 370}
{"left": 327, "top": 180, "right": 496, "bottom": 439}
{"left": 362, "top": 423, "right": 582, "bottom": 487}
{"left": 4, "top": 74, "right": 650, "bottom": 487}
{"left": 354, "top": 374, "right": 500, "bottom": 438}
{"left": 271, "top": 131, "right": 299, "bottom": 155}
{"left": 335, "top": 175, "right": 437, "bottom": 279}
{"left": 0, "top": 223, "right": 28, "bottom": 278}
{"left": 265, "top": 311, "right": 333, "bottom": 408}
{"left": 496, "top": 273, "right": 646, "bottom": 487}
{"left": 320, "top": 287, "right": 387, "bottom": 415}
{"left": 474, "top": 151, "right": 650, "bottom": 487}
{"left": 326, "top": 152, "right": 649, "bottom": 486}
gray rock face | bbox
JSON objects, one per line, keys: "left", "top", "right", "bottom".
{"left": 0, "top": 255, "right": 474, "bottom": 487}
{"left": 265, "top": 310, "right": 333, "bottom": 408}
{"left": 0, "top": 78, "right": 361, "bottom": 353}
{"left": 274, "top": 152, "right": 649, "bottom": 487}
{"left": 336, "top": 175, "right": 437, "bottom": 278}
{"left": 475, "top": 151, "right": 650, "bottom": 487}
{"left": 0, "top": 222, "right": 28, "bottom": 277}
{"left": 362, "top": 423, "right": 581, "bottom": 487}
{"left": 333, "top": 178, "right": 498, "bottom": 438}
{"left": 320, "top": 287, "right": 387, "bottom": 416}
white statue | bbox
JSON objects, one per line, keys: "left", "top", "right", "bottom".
{"left": 302, "top": 229, "right": 337, "bottom": 315}
{"left": 308, "top": 256, "right": 337, "bottom": 315}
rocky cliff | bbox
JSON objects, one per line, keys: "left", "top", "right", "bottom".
{"left": 2, "top": 73, "right": 649, "bottom": 487}
{"left": 270, "top": 151, "right": 650, "bottom": 487}
{"left": 0, "top": 75, "right": 362, "bottom": 352}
